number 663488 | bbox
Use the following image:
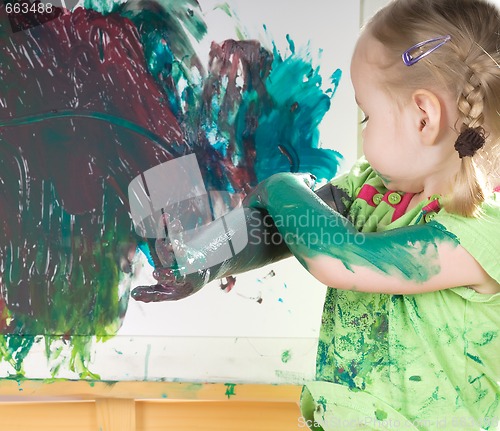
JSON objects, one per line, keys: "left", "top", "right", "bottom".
{"left": 5, "top": 2, "right": 54, "bottom": 14}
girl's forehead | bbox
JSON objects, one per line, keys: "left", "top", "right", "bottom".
{"left": 353, "top": 32, "right": 388, "bottom": 66}
{"left": 351, "top": 33, "right": 392, "bottom": 91}
{"left": 351, "top": 36, "right": 378, "bottom": 82}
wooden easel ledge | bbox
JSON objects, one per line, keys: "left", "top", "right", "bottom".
{"left": 0, "top": 380, "right": 303, "bottom": 431}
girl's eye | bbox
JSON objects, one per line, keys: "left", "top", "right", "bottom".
{"left": 360, "top": 115, "right": 369, "bottom": 125}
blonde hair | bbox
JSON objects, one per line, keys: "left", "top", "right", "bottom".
{"left": 366, "top": 0, "right": 500, "bottom": 217}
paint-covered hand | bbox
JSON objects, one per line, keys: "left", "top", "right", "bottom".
{"left": 131, "top": 218, "right": 212, "bottom": 302}
{"left": 130, "top": 265, "right": 210, "bottom": 302}
{"left": 130, "top": 205, "right": 294, "bottom": 302}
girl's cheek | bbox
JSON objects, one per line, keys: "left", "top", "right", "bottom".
{"left": 362, "top": 136, "right": 377, "bottom": 166}
{"left": 361, "top": 127, "right": 369, "bottom": 147}
{"left": 360, "top": 128, "right": 366, "bottom": 144}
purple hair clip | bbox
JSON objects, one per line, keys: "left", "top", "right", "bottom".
{"left": 402, "top": 35, "right": 451, "bottom": 66}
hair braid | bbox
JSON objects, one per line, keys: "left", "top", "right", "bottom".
{"left": 458, "top": 69, "right": 485, "bottom": 128}
{"left": 445, "top": 60, "right": 488, "bottom": 216}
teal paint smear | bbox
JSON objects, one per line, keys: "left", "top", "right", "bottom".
{"left": 409, "top": 375, "right": 422, "bottom": 382}
{"left": 317, "top": 395, "right": 327, "bottom": 412}
{"left": 432, "top": 387, "right": 439, "bottom": 400}
{"left": 246, "top": 173, "right": 459, "bottom": 283}
{"left": 466, "top": 352, "right": 484, "bottom": 365}
{"left": 475, "top": 331, "right": 497, "bottom": 346}
{"left": 468, "top": 373, "right": 485, "bottom": 384}
{"left": 198, "top": 36, "right": 343, "bottom": 192}
{"left": 137, "top": 242, "right": 156, "bottom": 268}
{"left": 373, "top": 169, "right": 391, "bottom": 185}
{"left": 253, "top": 37, "right": 343, "bottom": 182}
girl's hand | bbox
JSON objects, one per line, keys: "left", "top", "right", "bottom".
{"left": 131, "top": 238, "right": 211, "bottom": 302}
{"left": 131, "top": 219, "right": 211, "bottom": 302}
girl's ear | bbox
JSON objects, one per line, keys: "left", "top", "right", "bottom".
{"left": 411, "top": 89, "right": 442, "bottom": 146}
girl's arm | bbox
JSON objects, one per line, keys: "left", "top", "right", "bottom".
{"left": 131, "top": 179, "right": 351, "bottom": 302}
{"left": 246, "top": 172, "right": 498, "bottom": 295}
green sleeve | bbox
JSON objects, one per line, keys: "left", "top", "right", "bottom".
{"left": 430, "top": 192, "right": 500, "bottom": 283}
{"left": 322, "top": 156, "right": 375, "bottom": 215}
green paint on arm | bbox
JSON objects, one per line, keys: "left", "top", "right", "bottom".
{"left": 375, "top": 409, "right": 387, "bottom": 420}
{"left": 247, "top": 173, "right": 459, "bottom": 284}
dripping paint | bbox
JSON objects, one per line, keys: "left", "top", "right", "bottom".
{"left": 0, "top": 0, "right": 348, "bottom": 379}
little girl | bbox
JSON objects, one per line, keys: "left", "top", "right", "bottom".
{"left": 147, "top": 0, "right": 499, "bottom": 428}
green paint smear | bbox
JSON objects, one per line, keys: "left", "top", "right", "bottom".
{"left": 466, "top": 352, "right": 484, "bottom": 365}
{"left": 373, "top": 169, "right": 391, "bottom": 185}
{"left": 432, "top": 387, "right": 439, "bottom": 400}
{"left": 246, "top": 174, "right": 459, "bottom": 283}
{"left": 186, "top": 383, "right": 203, "bottom": 391}
{"left": 224, "top": 383, "right": 237, "bottom": 399}
{"left": 476, "top": 331, "right": 497, "bottom": 346}
{"left": 281, "top": 349, "right": 292, "bottom": 363}
{"left": 409, "top": 375, "right": 422, "bottom": 382}
{"left": 375, "top": 409, "right": 387, "bottom": 420}
{"left": 0, "top": 183, "right": 133, "bottom": 378}
{"left": 317, "top": 395, "right": 327, "bottom": 412}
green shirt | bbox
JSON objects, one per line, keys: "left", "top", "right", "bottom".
{"left": 301, "top": 158, "right": 500, "bottom": 431}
